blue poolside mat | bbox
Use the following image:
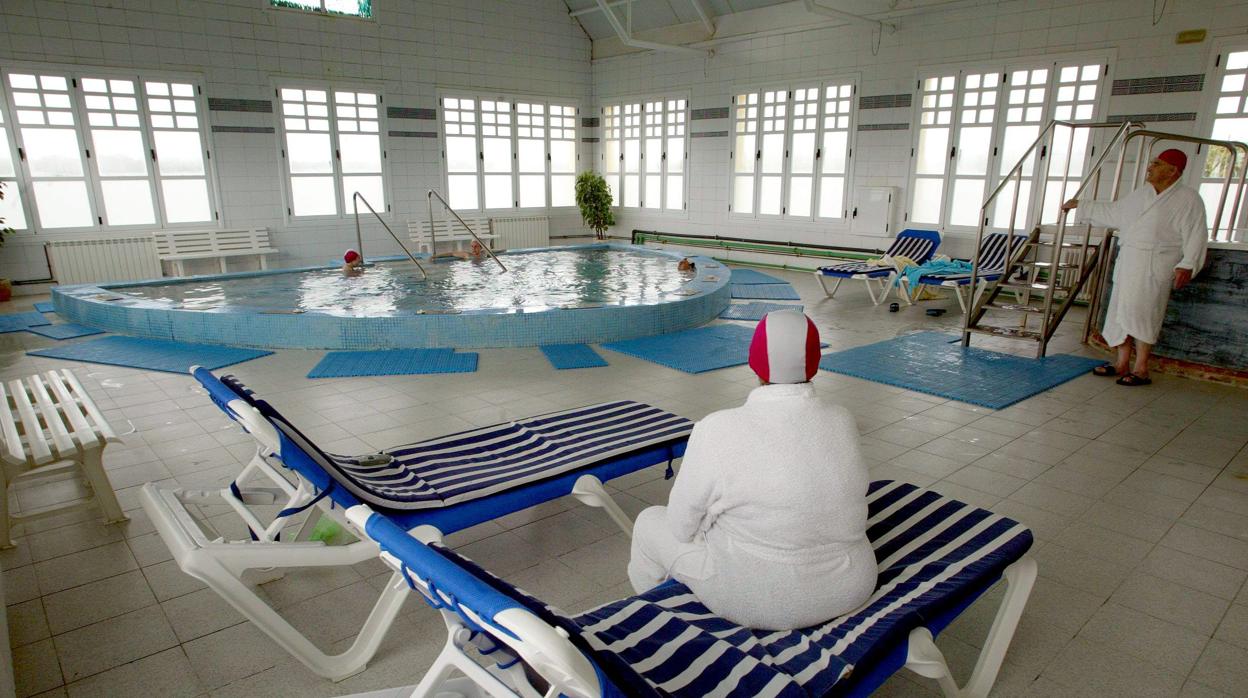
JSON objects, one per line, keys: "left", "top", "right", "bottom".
{"left": 601, "top": 325, "right": 752, "bottom": 374}
{"left": 34, "top": 302, "right": 56, "bottom": 314}
{"left": 27, "top": 324, "right": 105, "bottom": 340}
{"left": 728, "top": 268, "right": 786, "bottom": 285}
{"left": 308, "top": 348, "right": 478, "bottom": 378}
{"left": 719, "top": 302, "right": 804, "bottom": 321}
{"left": 28, "top": 336, "right": 272, "bottom": 373}
{"left": 731, "top": 283, "right": 801, "bottom": 301}
{"left": 0, "top": 312, "right": 51, "bottom": 333}
{"left": 540, "top": 344, "right": 608, "bottom": 370}
{"left": 817, "top": 331, "right": 1104, "bottom": 409}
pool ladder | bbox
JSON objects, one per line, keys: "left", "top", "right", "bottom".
{"left": 352, "top": 191, "right": 428, "bottom": 279}
{"left": 427, "top": 189, "right": 508, "bottom": 273}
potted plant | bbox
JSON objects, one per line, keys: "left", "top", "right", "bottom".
{"left": 0, "top": 182, "right": 13, "bottom": 302}
{"left": 575, "top": 171, "right": 615, "bottom": 241}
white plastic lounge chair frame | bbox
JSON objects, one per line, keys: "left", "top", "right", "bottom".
{"left": 343, "top": 479, "right": 1039, "bottom": 698}
{"left": 815, "top": 229, "right": 941, "bottom": 306}
{"left": 141, "top": 369, "right": 686, "bottom": 682}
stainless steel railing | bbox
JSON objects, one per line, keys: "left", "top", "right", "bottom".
{"left": 426, "top": 190, "right": 507, "bottom": 273}
{"left": 352, "top": 192, "right": 428, "bottom": 280}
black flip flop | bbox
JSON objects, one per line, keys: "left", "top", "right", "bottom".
{"left": 1116, "top": 373, "right": 1152, "bottom": 387}
{"left": 1092, "top": 363, "right": 1118, "bottom": 377}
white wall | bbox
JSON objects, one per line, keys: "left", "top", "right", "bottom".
{"left": 592, "top": 0, "right": 1248, "bottom": 258}
{"left": 0, "top": 0, "right": 593, "bottom": 282}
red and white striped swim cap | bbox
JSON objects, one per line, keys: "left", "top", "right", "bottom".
{"left": 748, "top": 310, "right": 821, "bottom": 384}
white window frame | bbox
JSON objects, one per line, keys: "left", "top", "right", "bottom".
{"left": 268, "top": 0, "right": 373, "bottom": 20}
{"left": 274, "top": 78, "right": 390, "bottom": 221}
{"left": 599, "top": 92, "right": 689, "bottom": 213}
{"left": 728, "top": 77, "right": 858, "bottom": 223}
{"left": 0, "top": 62, "right": 221, "bottom": 235}
{"left": 1195, "top": 37, "right": 1248, "bottom": 244}
{"left": 905, "top": 51, "right": 1111, "bottom": 235}
{"left": 438, "top": 90, "right": 581, "bottom": 213}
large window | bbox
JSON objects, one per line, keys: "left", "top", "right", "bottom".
{"left": 601, "top": 96, "right": 687, "bottom": 211}
{"left": 0, "top": 68, "right": 216, "bottom": 231}
{"left": 277, "top": 85, "right": 385, "bottom": 217}
{"left": 1200, "top": 45, "right": 1248, "bottom": 242}
{"left": 730, "top": 80, "right": 855, "bottom": 220}
{"left": 442, "top": 95, "right": 578, "bottom": 211}
{"left": 907, "top": 58, "right": 1105, "bottom": 232}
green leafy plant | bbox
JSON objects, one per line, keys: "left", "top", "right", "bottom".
{"left": 0, "top": 182, "right": 13, "bottom": 247}
{"left": 575, "top": 171, "right": 616, "bottom": 240}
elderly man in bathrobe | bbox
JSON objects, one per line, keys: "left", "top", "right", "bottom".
{"left": 627, "top": 310, "right": 877, "bottom": 630}
{"left": 1062, "top": 148, "right": 1208, "bottom": 386}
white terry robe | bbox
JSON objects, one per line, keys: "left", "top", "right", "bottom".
{"left": 628, "top": 382, "right": 877, "bottom": 631}
{"left": 1080, "top": 184, "right": 1208, "bottom": 346}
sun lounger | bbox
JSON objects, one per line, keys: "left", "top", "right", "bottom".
{"left": 140, "top": 367, "right": 692, "bottom": 681}
{"left": 815, "top": 229, "right": 942, "bottom": 306}
{"left": 346, "top": 479, "right": 1037, "bottom": 698}
{"left": 899, "top": 232, "right": 1029, "bottom": 312}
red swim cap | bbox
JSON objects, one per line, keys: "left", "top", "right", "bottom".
{"left": 1157, "top": 149, "right": 1187, "bottom": 172}
{"left": 344, "top": 249, "right": 361, "bottom": 263}
{"left": 748, "top": 310, "right": 821, "bottom": 384}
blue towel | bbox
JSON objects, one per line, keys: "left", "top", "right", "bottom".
{"left": 898, "top": 259, "right": 972, "bottom": 288}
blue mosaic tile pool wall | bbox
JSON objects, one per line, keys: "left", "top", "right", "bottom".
{"left": 53, "top": 246, "right": 731, "bottom": 350}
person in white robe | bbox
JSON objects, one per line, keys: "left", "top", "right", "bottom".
{"left": 627, "top": 310, "right": 877, "bottom": 630}
{"left": 1061, "top": 148, "right": 1208, "bottom": 386}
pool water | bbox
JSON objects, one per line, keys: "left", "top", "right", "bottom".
{"left": 113, "top": 247, "right": 694, "bottom": 316}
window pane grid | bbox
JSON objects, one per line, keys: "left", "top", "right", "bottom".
{"left": 818, "top": 82, "right": 853, "bottom": 219}
{"left": 910, "top": 74, "right": 956, "bottom": 225}
{"left": 144, "top": 79, "right": 211, "bottom": 224}
{"left": 8, "top": 72, "right": 94, "bottom": 229}
{"left": 0, "top": 103, "right": 28, "bottom": 230}
{"left": 280, "top": 85, "right": 386, "bottom": 217}
{"left": 1201, "top": 48, "right": 1248, "bottom": 241}
{"left": 83, "top": 77, "right": 155, "bottom": 226}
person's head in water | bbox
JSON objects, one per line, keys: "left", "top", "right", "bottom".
{"left": 470, "top": 239, "right": 484, "bottom": 257}
{"left": 678, "top": 257, "right": 695, "bottom": 272}
{"left": 342, "top": 249, "right": 363, "bottom": 276}
{"left": 748, "top": 310, "right": 821, "bottom": 385}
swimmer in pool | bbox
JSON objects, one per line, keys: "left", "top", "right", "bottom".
{"left": 678, "top": 257, "right": 696, "bottom": 272}
{"left": 342, "top": 249, "right": 364, "bottom": 277}
{"left": 432, "top": 239, "right": 486, "bottom": 261}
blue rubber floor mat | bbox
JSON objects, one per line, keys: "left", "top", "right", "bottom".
{"left": 730, "top": 283, "right": 801, "bottom": 301}
{"left": 0, "top": 312, "right": 52, "bottom": 333}
{"left": 34, "top": 302, "right": 55, "bottom": 314}
{"left": 28, "top": 336, "right": 272, "bottom": 373}
{"left": 601, "top": 325, "right": 752, "bottom": 374}
{"left": 27, "top": 324, "right": 105, "bottom": 340}
{"left": 729, "top": 268, "right": 787, "bottom": 285}
{"left": 719, "top": 302, "right": 804, "bottom": 321}
{"left": 540, "top": 344, "right": 608, "bottom": 370}
{"left": 817, "top": 331, "right": 1104, "bottom": 409}
{"left": 308, "top": 348, "right": 478, "bottom": 378}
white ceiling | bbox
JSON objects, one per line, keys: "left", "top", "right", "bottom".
{"left": 564, "top": 0, "right": 794, "bottom": 42}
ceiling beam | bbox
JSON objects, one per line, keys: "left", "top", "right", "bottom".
{"left": 802, "top": 0, "right": 897, "bottom": 33}
{"left": 690, "top": 0, "right": 716, "bottom": 34}
{"left": 593, "top": 0, "right": 711, "bottom": 57}
{"left": 569, "top": 0, "right": 631, "bottom": 19}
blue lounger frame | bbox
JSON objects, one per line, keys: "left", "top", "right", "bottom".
{"left": 345, "top": 478, "right": 1038, "bottom": 698}
{"left": 140, "top": 367, "right": 689, "bottom": 682}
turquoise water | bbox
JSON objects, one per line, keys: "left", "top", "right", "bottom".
{"left": 114, "top": 247, "right": 693, "bottom": 316}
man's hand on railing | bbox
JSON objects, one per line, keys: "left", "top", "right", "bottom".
{"left": 1060, "top": 198, "right": 1079, "bottom": 212}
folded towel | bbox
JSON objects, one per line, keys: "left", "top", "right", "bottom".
{"left": 897, "top": 259, "right": 973, "bottom": 288}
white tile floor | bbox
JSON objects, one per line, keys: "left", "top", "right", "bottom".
{"left": 2, "top": 265, "right": 1246, "bottom": 697}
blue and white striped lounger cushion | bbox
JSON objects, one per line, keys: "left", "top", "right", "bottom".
{"left": 418, "top": 479, "right": 1033, "bottom": 697}
{"left": 818, "top": 235, "right": 936, "bottom": 278}
{"left": 919, "top": 232, "right": 1025, "bottom": 284}
{"left": 220, "top": 373, "right": 693, "bottom": 511}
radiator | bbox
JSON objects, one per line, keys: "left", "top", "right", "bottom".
{"left": 46, "top": 236, "right": 163, "bottom": 285}
{"left": 491, "top": 215, "right": 550, "bottom": 250}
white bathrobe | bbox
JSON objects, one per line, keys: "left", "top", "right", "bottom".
{"left": 628, "top": 383, "right": 877, "bottom": 630}
{"left": 1081, "top": 184, "right": 1208, "bottom": 346}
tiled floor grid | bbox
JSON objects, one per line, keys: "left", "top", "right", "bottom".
{"left": 2, "top": 266, "right": 1245, "bottom": 697}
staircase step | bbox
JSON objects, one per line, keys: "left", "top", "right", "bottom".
{"left": 1029, "top": 261, "right": 1081, "bottom": 269}
{"left": 966, "top": 325, "right": 1043, "bottom": 340}
{"left": 987, "top": 301, "right": 1046, "bottom": 313}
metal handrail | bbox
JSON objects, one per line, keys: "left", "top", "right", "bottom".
{"left": 426, "top": 190, "right": 507, "bottom": 273}
{"left": 352, "top": 192, "right": 427, "bottom": 279}
{"left": 963, "top": 120, "right": 1141, "bottom": 351}
{"left": 1118, "top": 130, "right": 1248, "bottom": 243}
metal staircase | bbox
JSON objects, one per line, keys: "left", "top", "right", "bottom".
{"left": 960, "top": 121, "right": 1248, "bottom": 358}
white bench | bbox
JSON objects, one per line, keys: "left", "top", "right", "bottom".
{"left": 154, "top": 227, "right": 278, "bottom": 276}
{"left": 408, "top": 217, "right": 497, "bottom": 254}
{"left": 0, "top": 369, "right": 125, "bottom": 548}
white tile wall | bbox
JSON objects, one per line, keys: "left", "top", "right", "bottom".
{"left": 0, "top": 0, "right": 594, "bottom": 280}
{"left": 592, "top": 0, "right": 1248, "bottom": 258}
